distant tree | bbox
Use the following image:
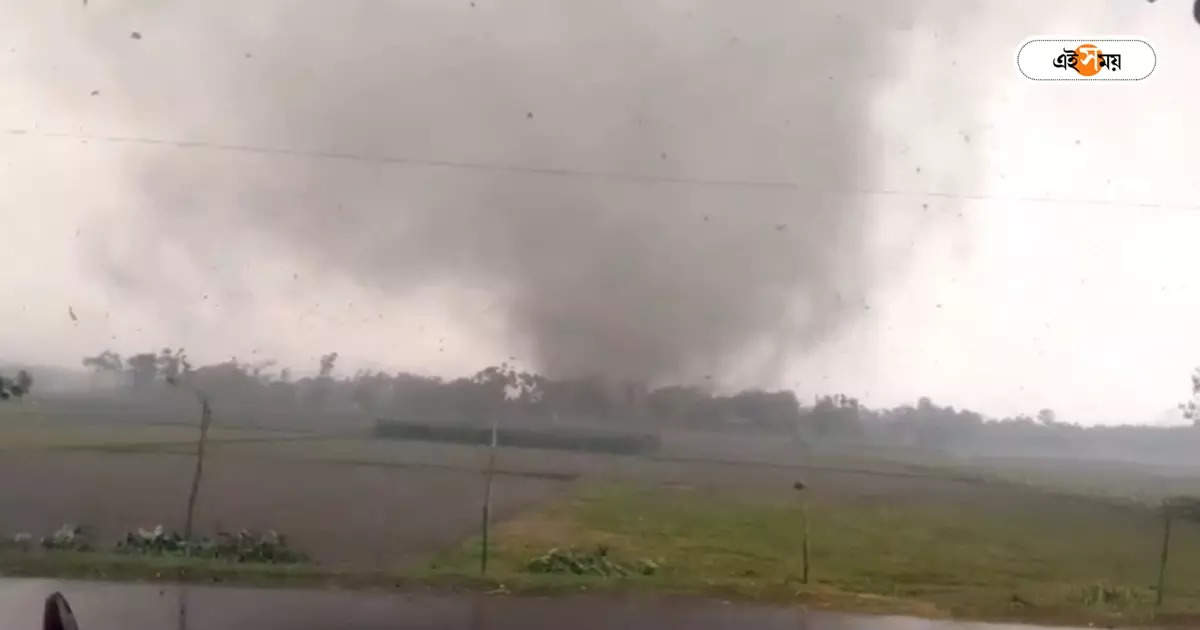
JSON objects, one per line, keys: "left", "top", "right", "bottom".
{"left": 804, "top": 394, "right": 863, "bottom": 438}
{"left": 1180, "top": 367, "right": 1200, "bottom": 426}
{"left": 318, "top": 352, "right": 338, "bottom": 378}
{"left": 0, "top": 369, "right": 32, "bottom": 400}
{"left": 81, "top": 350, "right": 123, "bottom": 373}
{"left": 16, "top": 370, "right": 32, "bottom": 394}
{"left": 1037, "top": 408, "right": 1057, "bottom": 425}
{"left": 156, "top": 347, "right": 190, "bottom": 385}
{"left": 126, "top": 352, "right": 159, "bottom": 387}
{"left": 303, "top": 352, "right": 340, "bottom": 409}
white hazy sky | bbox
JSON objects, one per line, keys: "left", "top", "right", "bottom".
{"left": 1, "top": 0, "right": 1198, "bottom": 425}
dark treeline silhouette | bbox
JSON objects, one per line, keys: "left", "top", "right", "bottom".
{"left": 0, "top": 369, "right": 33, "bottom": 400}
{"left": 19, "top": 349, "right": 1197, "bottom": 466}
{"left": 805, "top": 394, "right": 1200, "bottom": 466}
{"left": 72, "top": 348, "right": 803, "bottom": 433}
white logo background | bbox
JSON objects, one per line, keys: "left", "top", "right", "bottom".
{"left": 1017, "top": 38, "right": 1156, "bottom": 81}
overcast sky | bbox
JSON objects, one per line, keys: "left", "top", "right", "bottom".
{"left": 1, "top": 0, "right": 1197, "bottom": 425}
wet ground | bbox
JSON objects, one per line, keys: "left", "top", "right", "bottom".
{"left": 0, "top": 578, "right": 1091, "bottom": 630}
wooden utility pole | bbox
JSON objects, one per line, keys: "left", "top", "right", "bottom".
{"left": 1156, "top": 496, "right": 1200, "bottom": 608}
{"left": 1157, "top": 505, "right": 1172, "bottom": 607}
{"left": 802, "top": 505, "right": 810, "bottom": 585}
{"left": 794, "top": 481, "right": 809, "bottom": 584}
{"left": 480, "top": 418, "right": 498, "bottom": 574}
{"left": 183, "top": 395, "right": 212, "bottom": 544}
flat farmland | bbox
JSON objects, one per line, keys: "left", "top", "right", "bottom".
{"left": 0, "top": 420, "right": 1001, "bottom": 572}
{"left": 0, "top": 446, "right": 565, "bottom": 569}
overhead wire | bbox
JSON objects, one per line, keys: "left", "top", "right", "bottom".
{"left": 5, "top": 126, "right": 1200, "bottom": 213}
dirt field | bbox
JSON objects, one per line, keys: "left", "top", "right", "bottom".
{"left": 0, "top": 449, "right": 565, "bottom": 568}
{"left": 0, "top": 423, "right": 995, "bottom": 570}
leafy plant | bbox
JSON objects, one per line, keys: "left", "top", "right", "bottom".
{"left": 1079, "top": 582, "right": 1147, "bottom": 607}
{"left": 526, "top": 545, "right": 658, "bottom": 577}
{"left": 115, "top": 525, "right": 307, "bottom": 564}
{"left": 1, "top": 532, "right": 33, "bottom": 551}
{"left": 40, "top": 524, "right": 90, "bottom": 551}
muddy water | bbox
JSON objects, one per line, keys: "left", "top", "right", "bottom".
{"left": 0, "top": 578, "right": 1092, "bottom": 630}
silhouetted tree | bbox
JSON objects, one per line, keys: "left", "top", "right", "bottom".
{"left": 804, "top": 394, "right": 863, "bottom": 438}
{"left": 1180, "top": 367, "right": 1200, "bottom": 426}
{"left": 157, "top": 347, "right": 190, "bottom": 385}
{"left": 318, "top": 352, "right": 338, "bottom": 378}
{"left": 126, "top": 352, "right": 159, "bottom": 387}
{"left": 81, "top": 350, "right": 123, "bottom": 373}
{"left": 0, "top": 370, "right": 32, "bottom": 400}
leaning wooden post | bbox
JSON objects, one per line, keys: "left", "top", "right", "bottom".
{"left": 184, "top": 394, "right": 213, "bottom": 546}
{"left": 1157, "top": 502, "right": 1173, "bottom": 607}
{"left": 480, "top": 417, "right": 498, "bottom": 575}
{"left": 794, "top": 481, "right": 809, "bottom": 584}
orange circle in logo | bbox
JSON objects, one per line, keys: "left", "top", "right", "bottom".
{"left": 1073, "top": 44, "right": 1102, "bottom": 76}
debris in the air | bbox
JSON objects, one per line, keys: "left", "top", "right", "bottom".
{"left": 775, "top": 224, "right": 787, "bottom": 231}
{"left": 90, "top": 90, "right": 99, "bottom": 96}
{"left": 525, "top": 111, "right": 533, "bottom": 119}
{"left": 68, "top": 306, "right": 77, "bottom": 322}
{"left": 130, "top": 32, "right": 142, "bottom": 40}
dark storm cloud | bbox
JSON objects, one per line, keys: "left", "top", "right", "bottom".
{"left": 82, "top": 1, "right": 954, "bottom": 385}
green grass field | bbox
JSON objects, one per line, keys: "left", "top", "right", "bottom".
{"left": 430, "top": 483, "right": 1200, "bottom": 627}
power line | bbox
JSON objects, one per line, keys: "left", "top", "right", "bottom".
{"left": 5, "top": 126, "right": 1200, "bottom": 213}
{"left": 4, "top": 127, "right": 797, "bottom": 191}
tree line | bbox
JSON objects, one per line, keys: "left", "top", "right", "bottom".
{"left": 6, "top": 348, "right": 1197, "bottom": 465}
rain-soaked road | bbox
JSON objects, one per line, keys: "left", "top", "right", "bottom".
{"left": 0, "top": 578, "right": 1090, "bottom": 630}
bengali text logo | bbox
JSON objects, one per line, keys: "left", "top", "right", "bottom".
{"left": 1017, "top": 38, "right": 1155, "bottom": 81}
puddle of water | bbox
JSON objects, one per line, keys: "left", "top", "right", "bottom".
{"left": 0, "top": 578, "right": 1093, "bottom": 630}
